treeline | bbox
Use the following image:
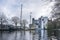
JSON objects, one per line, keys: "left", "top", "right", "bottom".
{"left": 0, "top": 12, "right": 28, "bottom": 29}
{"left": 47, "top": 19, "right": 60, "bottom": 37}
{"left": 47, "top": 2, "right": 60, "bottom": 40}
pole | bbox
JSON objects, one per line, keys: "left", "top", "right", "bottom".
{"left": 30, "top": 12, "right": 32, "bottom": 24}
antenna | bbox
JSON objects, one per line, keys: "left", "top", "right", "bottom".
{"left": 30, "top": 12, "right": 32, "bottom": 24}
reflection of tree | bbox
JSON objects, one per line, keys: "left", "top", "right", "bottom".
{"left": 20, "top": 31, "right": 23, "bottom": 40}
{"left": 20, "top": 31, "right": 25, "bottom": 40}
{"left": 15, "top": 31, "right": 17, "bottom": 40}
{"left": 0, "top": 31, "right": 3, "bottom": 40}
{"left": 32, "top": 33, "right": 35, "bottom": 40}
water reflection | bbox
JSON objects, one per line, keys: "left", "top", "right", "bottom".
{"left": 0, "top": 31, "right": 39, "bottom": 40}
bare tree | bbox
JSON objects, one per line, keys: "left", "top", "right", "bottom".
{"left": 51, "top": 2, "right": 60, "bottom": 19}
{"left": 0, "top": 13, "right": 7, "bottom": 29}
{"left": 22, "top": 19, "right": 28, "bottom": 28}
{"left": 11, "top": 16, "right": 19, "bottom": 28}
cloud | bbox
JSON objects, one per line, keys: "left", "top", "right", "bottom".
{"left": 0, "top": 0, "right": 52, "bottom": 24}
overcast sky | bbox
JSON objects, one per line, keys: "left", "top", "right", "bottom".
{"left": 0, "top": 0, "right": 54, "bottom": 23}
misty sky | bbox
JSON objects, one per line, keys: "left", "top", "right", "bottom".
{"left": 0, "top": 0, "right": 53, "bottom": 22}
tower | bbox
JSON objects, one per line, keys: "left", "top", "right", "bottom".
{"left": 20, "top": 4, "right": 23, "bottom": 28}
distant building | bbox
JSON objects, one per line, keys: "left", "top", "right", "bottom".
{"left": 32, "top": 18, "right": 39, "bottom": 28}
{"left": 32, "top": 16, "right": 48, "bottom": 29}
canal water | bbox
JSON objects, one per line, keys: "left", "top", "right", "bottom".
{"left": 0, "top": 31, "right": 39, "bottom": 40}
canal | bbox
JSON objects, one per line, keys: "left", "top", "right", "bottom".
{"left": 0, "top": 31, "right": 39, "bottom": 40}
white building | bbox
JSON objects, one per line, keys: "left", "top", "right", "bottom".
{"left": 32, "top": 16, "right": 48, "bottom": 40}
